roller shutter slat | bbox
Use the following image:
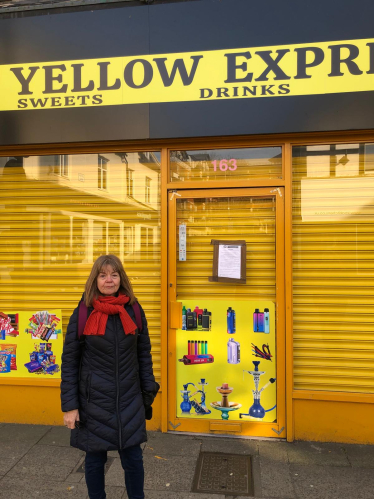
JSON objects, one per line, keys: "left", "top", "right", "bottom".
{"left": 0, "top": 155, "right": 161, "bottom": 382}
{"left": 292, "top": 145, "right": 374, "bottom": 393}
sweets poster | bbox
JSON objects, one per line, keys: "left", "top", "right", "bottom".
{"left": 0, "top": 310, "right": 63, "bottom": 378}
{"left": 176, "top": 300, "right": 276, "bottom": 423}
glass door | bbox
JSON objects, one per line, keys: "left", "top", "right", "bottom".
{"left": 168, "top": 187, "right": 285, "bottom": 438}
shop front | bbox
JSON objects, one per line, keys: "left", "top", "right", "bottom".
{"left": 0, "top": 0, "right": 374, "bottom": 443}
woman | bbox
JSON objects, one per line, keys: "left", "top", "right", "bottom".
{"left": 61, "top": 254, "right": 159, "bottom": 499}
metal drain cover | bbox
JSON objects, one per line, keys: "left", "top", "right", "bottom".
{"left": 76, "top": 456, "right": 115, "bottom": 475}
{"left": 192, "top": 452, "right": 253, "bottom": 496}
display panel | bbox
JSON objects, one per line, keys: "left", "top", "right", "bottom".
{"left": 0, "top": 310, "right": 62, "bottom": 378}
{"left": 176, "top": 299, "right": 276, "bottom": 422}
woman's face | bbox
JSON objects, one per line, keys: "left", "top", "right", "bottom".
{"left": 97, "top": 265, "right": 121, "bottom": 296}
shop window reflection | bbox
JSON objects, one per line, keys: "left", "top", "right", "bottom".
{"left": 0, "top": 150, "right": 161, "bottom": 281}
{"left": 292, "top": 142, "right": 374, "bottom": 393}
{"left": 170, "top": 147, "right": 282, "bottom": 182}
{"left": 295, "top": 143, "right": 374, "bottom": 223}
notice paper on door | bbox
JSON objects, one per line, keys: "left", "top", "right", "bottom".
{"left": 218, "top": 244, "right": 241, "bottom": 279}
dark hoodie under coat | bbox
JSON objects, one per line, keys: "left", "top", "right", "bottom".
{"left": 61, "top": 301, "right": 157, "bottom": 453}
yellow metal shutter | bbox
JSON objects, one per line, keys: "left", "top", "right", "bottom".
{"left": 0, "top": 153, "right": 161, "bottom": 381}
{"left": 176, "top": 196, "right": 276, "bottom": 302}
{"left": 292, "top": 144, "right": 374, "bottom": 393}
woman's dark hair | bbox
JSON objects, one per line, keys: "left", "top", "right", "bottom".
{"left": 84, "top": 254, "right": 136, "bottom": 307}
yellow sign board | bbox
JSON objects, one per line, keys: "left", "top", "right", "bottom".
{"left": 1, "top": 38, "right": 373, "bottom": 111}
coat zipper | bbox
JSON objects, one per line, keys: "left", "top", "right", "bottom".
{"left": 86, "top": 373, "right": 91, "bottom": 402}
{"left": 114, "top": 316, "right": 122, "bottom": 449}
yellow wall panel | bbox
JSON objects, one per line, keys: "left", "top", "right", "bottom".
{"left": 0, "top": 381, "right": 162, "bottom": 429}
{"left": 294, "top": 399, "right": 374, "bottom": 444}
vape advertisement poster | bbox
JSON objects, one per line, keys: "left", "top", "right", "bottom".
{"left": 176, "top": 300, "right": 276, "bottom": 423}
{"left": 0, "top": 310, "right": 63, "bottom": 378}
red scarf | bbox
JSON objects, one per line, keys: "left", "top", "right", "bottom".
{"left": 83, "top": 293, "right": 137, "bottom": 336}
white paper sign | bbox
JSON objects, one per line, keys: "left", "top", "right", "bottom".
{"left": 179, "top": 224, "right": 186, "bottom": 261}
{"left": 218, "top": 244, "right": 241, "bottom": 279}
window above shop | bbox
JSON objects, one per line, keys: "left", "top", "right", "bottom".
{"left": 169, "top": 147, "right": 282, "bottom": 183}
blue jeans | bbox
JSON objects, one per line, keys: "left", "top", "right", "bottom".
{"left": 85, "top": 445, "right": 145, "bottom": 499}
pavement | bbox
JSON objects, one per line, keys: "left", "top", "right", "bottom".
{"left": 0, "top": 424, "right": 374, "bottom": 499}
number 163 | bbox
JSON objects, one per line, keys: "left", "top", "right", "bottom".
{"left": 212, "top": 159, "right": 237, "bottom": 171}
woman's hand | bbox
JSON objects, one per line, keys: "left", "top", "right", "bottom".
{"left": 63, "top": 409, "right": 80, "bottom": 429}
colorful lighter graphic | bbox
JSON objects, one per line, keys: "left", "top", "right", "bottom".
{"left": 0, "top": 310, "right": 63, "bottom": 378}
{"left": 239, "top": 361, "right": 276, "bottom": 420}
{"left": 179, "top": 339, "right": 214, "bottom": 365}
{"left": 176, "top": 300, "right": 276, "bottom": 422}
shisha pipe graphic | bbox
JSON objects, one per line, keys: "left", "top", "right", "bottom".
{"left": 191, "top": 378, "right": 211, "bottom": 415}
{"left": 239, "top": 361, "right": 276, "bottom": 419}
{"left": 180, "top": 379, "right": 211, "bottom": 415}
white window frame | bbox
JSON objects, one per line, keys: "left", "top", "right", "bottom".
{"left": 98, "top": 155, "right": 109, "bottom": 190}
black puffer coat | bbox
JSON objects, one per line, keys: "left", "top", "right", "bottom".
{"left": 60, "top": 300, "right": 158, "bottom": 453}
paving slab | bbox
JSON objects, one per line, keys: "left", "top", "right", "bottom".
{"left": 144, "top": 454, "right": 197, "bottom": 492}
{"left": 65, "top": 455, "right": 86, "bottom": 483}
{"left": 0, "top": 424, "right": 51, "bottom": 444}
{"left": 0, "top": 441, "right": 36, "bottom": 475}
{"left": 258, "top": 440, "right": 289, "bottom": 463}
{"left": 0, "top": 476, "right": 89, "bottom": 499}
{"left": 6, "top": 444, "right": 84, "bottom": 481}
{"left": 37, "top": 425, "right": 71, "bottom": 447}
{"left": 234, "top": 497, "right": 277, "bottom": 499}
{"left": 259, "top": 459, "right": 295, "bottom": 498}
{"left": 258, "top": 439, "right": 295, "bottom": 498}
{"left": 104, "top": 458, "right": 126, "bottom": 487}
{"left": 145, "top": 432, "right": 202, "bottom": 458}
{"left": 290, "top": 464, "right": 374, "bottom": 499}
{"left": 200, "top": 436, "right": 259, "bottom": 456}
{"left": 287, "top": 441, "right": 349, "bottom": 467}
{"left": 343, "top": 443, "right": 374, "bottom": 468}
{"left": 142, "top": 493, "right": 227, "bottom": 499}
{"left": 105, "top": 485, "right": 126, "bottom": 498}
{"left": 106, "top": 455, "right": 197, "bottom": 491}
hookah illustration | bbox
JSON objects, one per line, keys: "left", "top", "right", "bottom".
{"left": 239, "top": 361, "right": 276, "bottom": 420}
{"left": 180, "top": 379, "right": 211, "bottom": 415}
{"left": 210, "top": 382, "right": 241, "bottom": 420}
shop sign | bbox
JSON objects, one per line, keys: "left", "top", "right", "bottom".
{"left": 1, "top": 37, "right": 373, "bottom": 111}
